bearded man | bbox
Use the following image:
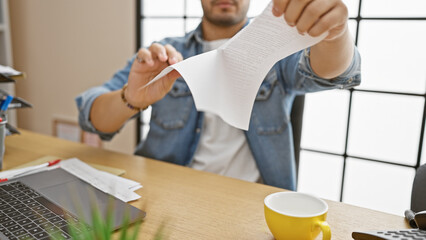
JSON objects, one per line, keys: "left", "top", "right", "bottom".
{"left": 76, "top": 0, "right": 361, "bottom": 190}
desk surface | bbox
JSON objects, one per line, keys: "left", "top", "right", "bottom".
{"left": 3, "top": 130, "right": 409, "bottom": 239}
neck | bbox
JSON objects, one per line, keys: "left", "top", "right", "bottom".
{"left": 201, "top": 18, "right": 247, "bottom": 41}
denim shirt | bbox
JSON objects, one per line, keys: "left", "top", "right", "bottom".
{"left": 76, "top": 24, "right": 361, "bottom": 190}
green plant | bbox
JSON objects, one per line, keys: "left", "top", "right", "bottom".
{"left": 44, "top": 206, "right": 163, "bottom": 240}
{"left": 43, "top": 197, "right": 165, "bottom": 240}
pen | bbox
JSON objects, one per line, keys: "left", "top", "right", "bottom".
{"left": 0, "top": 95, "right": 13, "bottom": 112}
{"left": 0, "top": 159, "right": 61, "bottom": 182}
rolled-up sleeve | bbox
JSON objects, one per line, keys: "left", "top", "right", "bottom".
{"left": 280, "top": 46, "right": 361, "bottom": 94}
{"left": 75, "top": 57, "right": 135, "bottom": 141}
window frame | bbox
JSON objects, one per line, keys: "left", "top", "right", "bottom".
{"left": 136, "top": 0, "right": 426, "bottom": 207}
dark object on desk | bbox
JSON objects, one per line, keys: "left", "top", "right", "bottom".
{"left": 0, "top": 168, "right": 146, "bottom": 240}
{"left": 412, "top": 164, "right": 426, "bottom": 213}
{"left": 352, "top": 229, "right": 426, "bottom": 240}
{"left": 5, "top": 123, "right": 20, "bottom": 135}
{"left": 404, "top": 210, "right": 426, "bottom": 230}
{"left": 406, "top": 209, "right": 418, "bottom": 228}
{"left": 416, "top": 211, "right": 426, "bottom": 230}
{"left": 0, "top": 73, "right": 15, "bottom": 83}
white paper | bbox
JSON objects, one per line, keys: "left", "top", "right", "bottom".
{"left": 0, "top": 165, "right": 59, "bottom": 179}
{"left": 147, "top": 2, "right": 326, "bottom": 130}
{"left": 0, "top": 65, "right": 22, "bottom": 76}
{"left": 60, "top": 158, "right": 142, "bottom": 202}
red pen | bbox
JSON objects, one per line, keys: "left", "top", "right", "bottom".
{"left": 0, "top": 159, "right": 61, "bottom": 182}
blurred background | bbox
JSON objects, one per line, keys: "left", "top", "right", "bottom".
{"left": 2, "top": 0, "right": 426, "bottom": 216}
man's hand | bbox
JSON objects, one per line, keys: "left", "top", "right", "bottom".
{"left": 272, "top": 0, "right": 348, "bottom": 41}
{"left": 125, "top": 43, "right": 184, "bottom": 109}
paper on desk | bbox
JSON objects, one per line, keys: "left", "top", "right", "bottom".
{"left": 0, "top": 65, "right": 22, "bottom": 76}
{"left": 60, "top": 158, "right": 142, "bottom": 202}
{"left": 147, "top": 1, "right": 326, "bottom": 130}
{"left": 0, "top": 164, "right": 59, "bottom": 179}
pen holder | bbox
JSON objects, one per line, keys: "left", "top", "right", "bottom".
{"left": 0, "top": 114, "right": 6, "bottom": 170}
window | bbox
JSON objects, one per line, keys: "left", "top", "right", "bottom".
{"left": 137, "top": 0, "right": 426, "bottom": 216}
{"left": 299, "top": 0, "right": 426, "bottom": 215}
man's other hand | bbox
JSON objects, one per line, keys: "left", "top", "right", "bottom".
{"left": 126, "top": 43, "right": 184, "bottom": 110}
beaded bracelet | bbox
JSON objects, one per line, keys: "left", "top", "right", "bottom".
{"left": 120, "top": 83, "right": 147, "bottom": 112}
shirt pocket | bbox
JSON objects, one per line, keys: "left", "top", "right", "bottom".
{"left": 151, "top": 78, "right": 193, "bottom": 130}
{"left": 251, "top": 69, "right": 289, "bottom": 135}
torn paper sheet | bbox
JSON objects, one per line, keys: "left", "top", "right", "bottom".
{"left": 60, "top": 158, "right": 142, "bottom": 202}
{"left": 147, "top": 1, "right": 326, "bottom": 130}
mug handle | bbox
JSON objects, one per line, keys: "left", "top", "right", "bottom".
{"left": 316, "top": 221, "right": 331, "bottom": 240}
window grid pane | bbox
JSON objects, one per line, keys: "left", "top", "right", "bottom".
{"left": 343, "top": 158, "right": 415, "bottom": 216}
{"left": 142, "top": 19, "right": 185, "bottom": 47}
{"left": 343, "top": 0, "right": 359, "bottom": 18}
{"left": 247, "top": 0, "right": 270, "bottom": 17}
{"left": 301, "top": 90, "right": 350, "bottom": 154}
{"left": 186, "top": 0, "right": 203, "bottom": 17}
{"left": 185, "top": 18, "right": 202, "bottom": 33}
{"left": 143, "top": 0, "right": 184, "bottom": 16}
{"left": 357, "top": 21, "right": 426, "bottom": 94}
{"left": 347, "top": 92, "right": 424, "bottom": 166}
{"left": 361, "top": 0, "right": 426, "bottom": 17}
{"left": 297, "top": 151, "right": 344, "bottom": 201}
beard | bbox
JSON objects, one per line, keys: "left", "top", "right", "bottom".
{"left": 202, "top": 0, "right": 249, "bottom": 27}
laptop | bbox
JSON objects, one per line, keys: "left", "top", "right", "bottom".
{"left": 0, "top": 168, "right": 146, "bottom": 239}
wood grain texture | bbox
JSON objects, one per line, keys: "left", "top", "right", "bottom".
{"left": 2, "top": 130, "right": 410, "bottom": 239}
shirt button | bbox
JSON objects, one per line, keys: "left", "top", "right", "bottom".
{"left": 348, "top": 78, "right": 353, "bottom": 83}
{"left": 195, "top": 128, "right": 201, "bottom": 133}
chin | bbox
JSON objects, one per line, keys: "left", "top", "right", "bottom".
{"left": 212, "top": 19, "right": 240, "bottom": 26}
{"left": 207, "top": 13, "right": 245, "bottom": 26}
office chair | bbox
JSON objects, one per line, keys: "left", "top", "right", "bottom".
{"left": 411, "top": 163, "right": 426, "bottom": 212}
{"left": 291, "top": 95, "right": 305, "bottom": 180}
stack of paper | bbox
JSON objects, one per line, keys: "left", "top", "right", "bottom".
{"left": 60, "top": 158, "right": 142, "bottom": 202}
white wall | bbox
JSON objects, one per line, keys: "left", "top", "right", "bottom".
{"left": 9, "top": 0, "right": 136, "bottom": 154}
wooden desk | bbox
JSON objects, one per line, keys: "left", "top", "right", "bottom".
{"left": 3, "top": 130, "right": 409, "bottom": 239}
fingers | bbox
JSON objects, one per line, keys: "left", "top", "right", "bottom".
{"left": 272, "top": 0, "right": 290, "bottom": 17}
{"left": 149, "top": 43, "right": 183, "bottom": 65}
{"left": 164, "top": 44, "right": 183, "bottom": 65}
{"left": 136, "top": 43, "right": 183, "bottom": 66}
{"left": 274, "top": 0, "right": 348, "bottom": 38}
{"left": 308, "top": 4, "right": 347, "bottom": 38}
{"left": 284, "top": 0, "right": 313, "bottom": 26}
{"left": 136, "top": 48, "right": 154, "bottom": 66}
{"left": 149, "top": 43, "right": 168, "bottom": 63}
{"left": 295, "top": 0, "right": 334, "bottom": 34}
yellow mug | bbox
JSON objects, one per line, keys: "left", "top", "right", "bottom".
{"left": 264, "top": 192, "right": 331, "bottom": 240}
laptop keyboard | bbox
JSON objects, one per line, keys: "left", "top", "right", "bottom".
{"left": 352, "top": 229, "right": 426, "bottom": 240}
{"left": 0, "top": 181, "right": 90, "bottom": 240}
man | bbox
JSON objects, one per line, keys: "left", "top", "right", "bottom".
{"left": 76, "top": 0, "right": 361, "bottom": 190}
